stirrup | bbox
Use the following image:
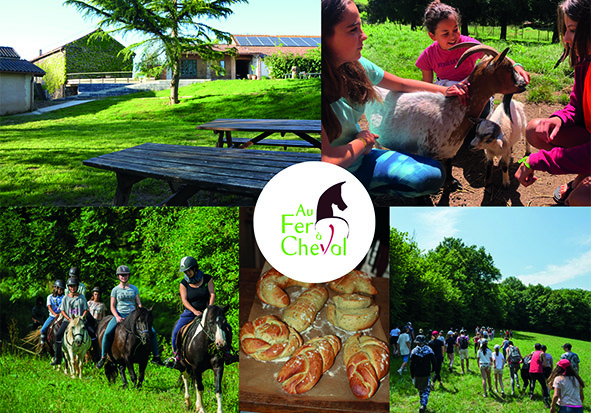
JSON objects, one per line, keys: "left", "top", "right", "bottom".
{"left": 164, "top": 356, "right": 178, "bottom": 369}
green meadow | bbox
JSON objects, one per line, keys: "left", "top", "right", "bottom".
{"left": 390, "top": 331, "right": 590, "bottom": 412}
{"left": 0, "top": 348, "right": 239, "bottom": 412}
{"left": 0, "top": 79, "right": 320, "bottom": 207}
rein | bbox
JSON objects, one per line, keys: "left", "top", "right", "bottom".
{"left": 65, "top": 325, "right": 89, "bottom": 348}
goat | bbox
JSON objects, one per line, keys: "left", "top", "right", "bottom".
{"left": 365, "top": 43, "right": 527, "bottom": 189}
{"left": 469, "top": 100, "right": 530, "bottom": 189}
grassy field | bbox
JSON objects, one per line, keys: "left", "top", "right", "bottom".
{"left": 0, "top": 347, "right": 239, "bottom": 412}
{"left": 390, "top": 331, "right": 591, "bottom": 412}
{"left": 361, "top": 22, "right": 573, "bottom": 105}
{"left": 0, "top": 78, "right": 320, "bottom": 207}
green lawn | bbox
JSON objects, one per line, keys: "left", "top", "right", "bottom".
{"left": 0, "top": 350, "right": 239, "bottom": 412}
{"left": 390, "top": 331, "right": 590, "bottom": 412}
{"left": 0, "top": 79, "right": 320, "bottom": 206}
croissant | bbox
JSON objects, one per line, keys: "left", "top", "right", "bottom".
{"left": 343, "top": 333, "right": 389, "bottom": 399}
{"left": 329, "top": 270, "right": 377, "bottom": 295}
{"left": 282, "top": 286, "right": 328, "bottom": 332}
{"left": 277, "top": 335, "right": 341, "bottom": 394}
{"left": 240, "top": 315, "right": 303, "bottom": 361}
{"left": 256, "top": 267, "right": 314, "bottom": 308}
{"left": 326, "top": 293, "right": 379, "bottom": 331}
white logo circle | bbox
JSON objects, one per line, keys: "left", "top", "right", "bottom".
{"left": 253, "top": 161, "right": 375, "bottom": 283}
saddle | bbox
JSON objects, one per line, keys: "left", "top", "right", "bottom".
{"left": 176, "top": 316, "right": 202, "bottom": 363}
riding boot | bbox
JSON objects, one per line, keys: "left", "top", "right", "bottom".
{"left": 151, "top": 355, "right": 165, "bottom": 366}
{"left": 91, "top": 340, "right": 100, "bottom": 363}
{"left": 50, "top": 344, "right": 62, "bottom": 366}
{"left": 96, "top": 356, "right": 107, "bottom": 369}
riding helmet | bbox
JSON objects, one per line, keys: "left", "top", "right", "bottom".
{"left": 69, "top": 267, "right": 80, "bottom": 278}
{"left": 66, "top": 277, "right": 79, "bottom": 287}
{"left": 54, "top": 279, "right": 66, "bottom": 289}
{"left": 179, "top": 256, "right": 198, "bottom": 272}
{"left": 92, "top": 286, "right": 101, "bottom": 293}
{"left": 116, "top": 265, "right": 131, "bottom": 275}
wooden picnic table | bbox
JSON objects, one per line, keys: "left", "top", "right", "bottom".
{"left": 196, "top": 118, "right": 321, "bottom": 149}
{"left": 83, "top": 143, "right": 320, "bottom": 206}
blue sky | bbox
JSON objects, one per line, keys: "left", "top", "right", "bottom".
{"left": 1, "top": 0, "right": 320, "bottom": 61}
{"left": 389, "top": 208, "right": 591, "bottom": 291}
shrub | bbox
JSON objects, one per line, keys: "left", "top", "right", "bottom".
{"left": 263, "top": 47, "right": 321, "bottom": 79}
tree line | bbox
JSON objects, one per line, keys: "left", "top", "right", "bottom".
{"left": 389, "top": 228, "right": 591, "bottom": 340}
{"left": 0, "top": 207, "right": 238, "bottom": 341}
{"left": 365, "top": 0, "right": 563, "bottom": 42}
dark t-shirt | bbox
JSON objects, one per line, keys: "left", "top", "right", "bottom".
{"left": 180, "top": 272, "right": 212, "bottom": 312}
{"left": 445, "top": 337, "right": 456, "bottom": 353}
{"left": 428, "top": 339, "right": 445, "bottom": 359}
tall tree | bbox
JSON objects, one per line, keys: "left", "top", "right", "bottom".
{"left": 64, "top": 0, "right": 245, "bottom": 104}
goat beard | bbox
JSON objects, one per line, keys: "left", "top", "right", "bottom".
{"left": 554, "top": 45, "right": 570, "bottom": 69}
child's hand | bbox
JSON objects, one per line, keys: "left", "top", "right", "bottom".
{"left": 515, "top": 163, "right": 537, "bottom": 187}
{"left": 445, "top": 80, "right": 469, "bottom": 106}
{"left": 514, "top": 65, "right": 530, "bottom": 84}
{"left": 356, "top": 130, "right": 378, "bottom": 155}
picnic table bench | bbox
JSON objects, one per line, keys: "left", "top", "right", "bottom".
{"left": 196, "top": 118, "right": 321, "bottom": 149}
{"left": 82, "top": 143, "right": 320, "bottom": 206}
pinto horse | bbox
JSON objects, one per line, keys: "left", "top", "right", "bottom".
{"left": 176, "top": 305, "right": 230, "bottom": 413}
{"left": 62, "top": 315, "right": 91, "bottom": 378}
{"left": 96, "top": 307, "right": 153, "bottom": 389}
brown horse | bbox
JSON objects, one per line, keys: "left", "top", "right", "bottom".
{"left": 176, "top": 305, "right": 230, "bottom": 413}
{"left": 96, "top": 307, "right": 153, "bottom": 389}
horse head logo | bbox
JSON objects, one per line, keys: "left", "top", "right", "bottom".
{"left": 315, "top": 182, "right": 350, "bottom": 255}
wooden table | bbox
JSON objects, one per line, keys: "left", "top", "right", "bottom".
{"left": 83, "top": 143, "right": 320, "bottom": 206}
{"left": 196, "top": 118, "right": 321, "bottom": 149}
{"left": 239, "top": 268, "right": 389, "bottom": 413}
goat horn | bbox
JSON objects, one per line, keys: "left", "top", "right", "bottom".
{"left": 455, "top": 45, "right": 500, "bottom": 69}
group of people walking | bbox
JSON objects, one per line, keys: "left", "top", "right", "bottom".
{"left": 39, "top": 257, "right": 237, "bottom": 371}
{"left": 391, "top": 324, "right": 585, "bottom": 413}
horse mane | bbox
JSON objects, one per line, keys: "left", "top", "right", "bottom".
{"left": 121, "top": 307, "right": 151, "bottom": 331}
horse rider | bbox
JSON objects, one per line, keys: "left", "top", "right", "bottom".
{"left": 165, "top": 256, "right": 238, "bottom": 369}
{"left": 68, "top": 266, "right": 86, "bottom": 296}
{"left": 40, "top": 279, "right": 65, "bottom": 345}
{"left": 96, "top": 265, "right": 165, "bottom": 369}
{"left": 50, "top": 277, "right": 99, "bottom": 366}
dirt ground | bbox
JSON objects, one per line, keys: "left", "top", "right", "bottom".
{"left": 370, "top": 95, "right": 572, "bottom": 207}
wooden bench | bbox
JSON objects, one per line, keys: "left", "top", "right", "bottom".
{"left": 83, "top": 143, "right": 321, "bottom": 206}
{"left": 222, "top": 137, "right": 316, "bottom": 150}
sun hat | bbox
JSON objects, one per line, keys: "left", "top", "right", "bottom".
{"left": 557, "top": 358, "right": 571, "bottom": 374}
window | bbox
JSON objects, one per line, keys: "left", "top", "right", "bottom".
{"left": 181, "top": 60, "right": 197, "bottom": 77}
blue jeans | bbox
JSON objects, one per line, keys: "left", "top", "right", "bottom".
{"left": 171, "top": 310, "right": 197, "bottom": 353}
{"left": 559, "top": 407, "right": 583, "bottom": 413}
{"left": 40, "top": 315, "right": 55, "bottom": 335}
{"left": 350, "top": 149, "right": 445, "bottom": 197}
{"left": 101, "top": 313, "right": 159, "bottom": 358}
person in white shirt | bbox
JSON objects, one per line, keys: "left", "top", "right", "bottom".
{"left": 397, "top": 326, "right": 412, "bottom": 374}
{"left": 477, "top": 339, "right": 493, "bottom": 397}
{"left": 492, "top": 344, "right": 506, "bottom": 396}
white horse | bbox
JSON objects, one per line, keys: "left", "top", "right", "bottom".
{"left": 62, "top": 315, "right": 91, "bottom": 379}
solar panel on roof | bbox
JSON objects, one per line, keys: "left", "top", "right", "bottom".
{"left": 235, "top": 36, "right": 248, "bottom": 46}
{"left": 278, "top": 37, "right": 297, "bottom": 46}
{"left": 259, "top": 37, "right": 276, "bottom": 46}
{"left": 249, "top": 37, "right": 264, "bottom": 46}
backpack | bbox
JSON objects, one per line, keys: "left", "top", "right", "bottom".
{"left": 459, "top": 336, "right": 469, "bottom": 349}
{"left": 508, "top": 347, "right": 521, "bottom": 364}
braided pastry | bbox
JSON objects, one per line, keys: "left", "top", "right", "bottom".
{"left": 343, "top": 333, "right": 389, "bottom": 399}
{"left": 277, "top": 335, "right": 341, "bottom": 394}
{"left": 240, "top": 315, "right": 303, "bottom": 361}
{"left": 256, "top": 268, "right": 314, "bottom": 308}
{"left": 282, "top": 286, "right": 328, "bottom": 332}
{"left": 326, "top": 293, "right": 379, "bottom": 331}
{"left": 329, "top": 270, "right": 377, "bottom": 295}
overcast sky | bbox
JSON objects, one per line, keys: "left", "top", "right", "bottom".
{"left": 389, "top": 207, "right": 591, "bottom": 291}
{"left": 1, "top": 0, "right": 320, "bottom": 61}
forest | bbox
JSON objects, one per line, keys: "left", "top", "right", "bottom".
{"left": 0, "top": 207, "right": 239, "bottom": 346}
{"left": 389, "top": 228, "right": 591, "bottom": 340}
{"left": 364, "top": 0, "right": 563, "bottom": 41}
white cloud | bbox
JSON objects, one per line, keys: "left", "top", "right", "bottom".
{"left": 516, "top": 251, "right": 591, "bottom": 288}
{"left": 416, "top": 209, "right": 462, "bottom": 251}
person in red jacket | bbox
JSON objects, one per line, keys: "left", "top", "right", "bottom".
{"left": 516, "top": 0, "right": 591, "bottom": 205}
{"left": 529, "top": 343, "right": 551, "bottom": 408}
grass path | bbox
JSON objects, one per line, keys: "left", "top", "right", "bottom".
{"left": 390, "top": 331, "right": 590, "bottom": 412}
{"left": 0, "top": 79, "right": 320, "bottom": 206}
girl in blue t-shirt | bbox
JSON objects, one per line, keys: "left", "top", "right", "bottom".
{"left": 39, "top": 279, "right": 65, "bottom": 345}
{"left": 95, "top": 265, "right": 164, "bottom": 369}
{"left": 322, "top": 0, "right": 468, "bottom": 198}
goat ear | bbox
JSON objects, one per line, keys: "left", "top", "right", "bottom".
{"left": 502, "top": 94, "right": 514, "bottom": 123}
